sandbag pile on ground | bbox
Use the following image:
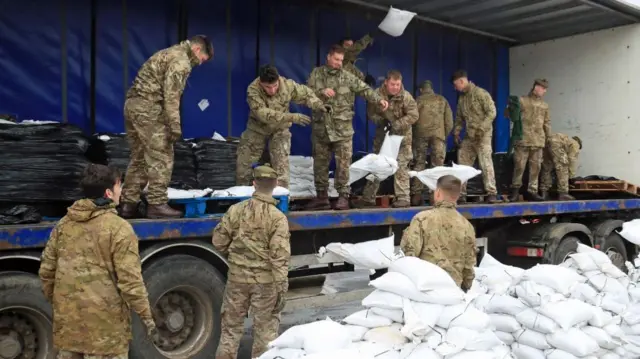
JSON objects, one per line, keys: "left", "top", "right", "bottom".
{"left": 193, "top": 139, "right": 238, "bottom": 190}
{"left": 260, "top": 256, "right": 513, "bottom": 359}
{"left": 619, "top": 256, "right": 640, "bottom": 357}
{"left": 470, "top": 246, "right": 633, "bottom": 358}
{"left": 289, "top": 156, "right": 338, "bottom": 198}
{"left": 0, "top": 121, "right": 90, "bottom": 202}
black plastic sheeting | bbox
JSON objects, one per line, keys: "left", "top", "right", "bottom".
{"left": 193, "top": 139, "right": 238, "bottom": 190}
{"left": 0, "top": 205, "right": 41, "bottom": 225}
{"left": 0, "top": 123, "right": 90, "bottom": 202}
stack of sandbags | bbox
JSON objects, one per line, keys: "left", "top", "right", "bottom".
{"left": 619, "top": 257, "right": 640, "bottom": 357}
{"left": 193, "top": 138, "right": 238, "bottom": 190}
{"left": 288, "top": 155, "right": 338, "bottom": 198}
{"left": 171, "top": 141, "right": 198, "bottom": 189}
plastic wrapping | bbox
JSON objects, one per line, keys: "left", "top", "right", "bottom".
{"left": 0, "top": 205, "right": 42, "bottom": 225}
{"left": 193, "top": 139, "right": 238, "bottom": 190}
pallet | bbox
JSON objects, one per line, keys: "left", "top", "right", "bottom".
{"left": 571, "top": 180, "right": 640, "bottom": 196}
{"left": 170, "top": 195, "right": 289, "bottom": 218}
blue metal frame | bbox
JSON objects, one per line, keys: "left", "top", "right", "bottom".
{"left": 2, "top": 199, "right": 640, "bottom": 250}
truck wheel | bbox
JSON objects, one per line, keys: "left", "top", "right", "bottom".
{"left": 0, "top": 273, "right": 54, "bottom": 359}
{"left": 550, "top": 235, "right": 580, "bottom": 265}
{"left": 130, "top": 255, "right": 225, "bottom": 359}
{"left": 602, "top": 232, "right": 628, "bottom": 272}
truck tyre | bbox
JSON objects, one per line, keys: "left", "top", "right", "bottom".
{"left": 602, "top": 232, "right": 628, "bottom": 272}
{"left": 549, "top": 235, "right": 580, "bottom": 265}
{"left": 130, "top": 255, "right": 225, "bottom": 359}
{"left": 0, "top": 272, "right": 54, "bottom": 359}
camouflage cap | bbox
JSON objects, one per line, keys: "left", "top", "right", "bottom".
{"left": 254, "top": 163, "right": 278, "bottom": 179}
{"left": 534, "top": 78, "right": 549, "bottom": 89}
{"left": 419, "top": 80, "right": 433, "bottom": 90}
{"left": 572, "top": 136, "right": 582, "bottom": 149}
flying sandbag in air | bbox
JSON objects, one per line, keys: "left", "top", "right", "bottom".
{"left": 378, "top": 6, "right": 417, "bottom": 37}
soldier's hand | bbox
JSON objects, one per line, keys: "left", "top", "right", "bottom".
{"left": 323, "top": 104, "right": 333, "bottom": 114}
{"left": 379, "top": 99, "right": 389, "bottom": 111}
{"left": 273, "top": 292, "right": 286, "bottom": 314}
{"left": 323, "top": 88, "right": 336, "bottom": 98}
{"left": 289, "top": 113, "right": 311, "bottom": 126}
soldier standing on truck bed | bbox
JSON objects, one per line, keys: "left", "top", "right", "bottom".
{"left": 120, "top": 35, "right": 213, "bottom": 219}
{"left": 39, "top": 164, "right": 158, "bottom": 359}
{"left": 539, "top": 133, "right": 582, "bottom": 201}
{"left": 212, "top": 164, "right": 291, "bottom": 359}
{"left": 399, "top": 175, "right": 476, "bottom": 291}
{"left": 340, "top": 34, "right": 375, "bottom": 84}
{"left": 507, "top": 79, "right": 551, "bottom": 202}
{"left": 452, "top": 70, "right": 500, "bottom": 204}
{"left": 305, "top": 44, "right": 388, "bottom": 211}
{"left": 411, "top": 80, "right": 453, "bottom": 206}
{"left": 357, "top": 70, "right": 419, "bottom": 208}
{"left": 236, "top": 64, "right": 329, "bottom": 189}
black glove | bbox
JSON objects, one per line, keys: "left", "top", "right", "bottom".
{"left": 323, "top": 104, "right": 333, "bottom": 114}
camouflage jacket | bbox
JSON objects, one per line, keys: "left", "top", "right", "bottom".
{"left": 454, "top": 82, "right": 497, "bottom": 141}
{"left": 399, "top": 201, "right": 476, "bottom": 289}
{"left": 547, "top": 133, "right": 581, "bottom": 178}
{"left": 367, "top": 86, "right": 419, "bottom": 141}
{"left": 515, "top": 93, "right": 550, "bottom": 148}
{"left": 39, "top": 199, "right": 153, "bottom": 355}
{"left": 414, "top": 90, "right": 453, "bottom": 141}
{"left": 126, "top": 40, "right": 199, "bottom": 128}
{"left": 246, "top": 76, "right": 324, "bottom": 136}
{"left": 212, "top": 192, "right": 291, "bottom": 284}
{"left": 343, "top": 34, "right": 374, "bottom": 80}
{"left": 307, "top": 65, "right": 382, "bottom": 142}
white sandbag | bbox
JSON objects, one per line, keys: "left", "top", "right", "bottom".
{"left": 513, "top": 329, "right": 551, "bottom": 350}
{"left": 537, "top": 299, "right": 595, "bottom": 329}
{"left": 618, "top": 219, "right": 640, "bottom": 245}
{"left": 437, "top": 303, "right": 491, "bottom": 331}
{"left": 321, "top": 234, "right": 395, "bottom": 270}
{"left": 377, "top": 6, "right": 416, "bottom": 37}
{"left": 521, "top": 264, "right": 586, "bottom": 296}
{"left": 343, "top": 324, "right": 370, "bottom": 342}
{"left": 371, "top": 307, "right": 404, "bottom": 323}
{"left": 515, "top": 309, "right": 559, "bottom": 334}
{"left": 592, "top": 292, "right": 628, "bottom": 315}
{"left": 629, "top": 286, "right": 640, "bottom": 303}
{"left": 388, "top": 256, "right": 459, "bottom": 291}
{"left": 543, "top": 349, "right": 579, "bottom": 359}
{"left": 444, "top": 326, "right": 502, "bottom": 352}
{"left": 363, "top": 324, "right": 408, "bottom": 346}
{"left": 409, "top": 301, "right": 444, "bottom": 329}
{"left": 495, "top": 331, "right": 515, "bottom": 345}
{"left": 492, "top": 345, "right": 514, "bottom": 359}
{"left": 588, "top": 306, "right": 615, "bottom": 327}
{"left": 302, "top": 347, "right": 374, "bottom": 359}
{"left": 546, "top": 328, "right": 600, "bottom": 357}
{"left": 370, "top": 271, "right": 464, "bottom": 305}
{"left": 398, "top": 342, "right": 440, "bottom": 359}
{"left": 622, "top": 323, "right": 640, "bottom": 334}
{"left": 362, "top": 289, "right": 404, "bottom": 310}
{"left": 490, "top": 314, "right": 522, "bottom": 333}
{"left": 482, "top": 294, "right": 527, "bottom": 316}
{"left": 514, "top": 280, "right": 563, "bottom": 307}
{"left": 582, "top": 325, "right": 620, "bottom": 350}
{"left": 257, "top": 347, "right": 306, "bottom": 359}
{"left": 400, "top": 299, "right": 430, "bottom": 341}
{"left": 474, "top": 267, "right": 521, "bottom": 295}
{"left": 604, "top": 322, "right": 626, "bottom": 339}
{"left": 445, "top": 350, "right": 495, "bottom": 359}
{"left": 511, "top": 343, "right": 546, "bottom": 359}
{"left": 269, "top": 318, "right": 352, "bottom": 354}
{"left": 342, "top": 309, "right": 394, "bottom": 328}
{"left": 583, "top": 270, "right": 629, "bottom": 299}
{"left": 349, "top": 133, "right": 403, "bottom": 184}
{"left": 408, "top": 163, "right": 481, "bottom": 191}
{"left": 570, "top": 282, "right": 599, "bottom": 303}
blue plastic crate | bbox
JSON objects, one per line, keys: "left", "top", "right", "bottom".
{"left": 170, "top": 195, "right": 289, "bottom": 218}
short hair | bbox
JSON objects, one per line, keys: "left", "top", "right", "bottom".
{"left": 258, "top": 64, "right": 279, "bottom": 84}
{"left": 451, "top": 70, "right": 468, "bottom": 83}
{"left": 254, "top": 178, "right": 277, "bottom": 192}
{"left": 386, "top": 70, "right": 402, "bottom": 81}
{"left": 190, "top": 35, "right": 214, "bottom": 58}
{"left": 328, "top": 44, "right": 345, "bottom": 55}
{"left": 81, "top": 164, "right": 121, "bottom": 199}
{"left": 437, "top": 175, "right": 462, "bottom": 197}
{"left": 339, "top": 38, "right": 353, "bottom": 45}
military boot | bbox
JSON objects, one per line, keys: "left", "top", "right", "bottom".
{"left": 305, "top": 190, "right": 331, "bottom": 210}
{"left": 508, "top": 189, "right": 520, "bottom": 202}
{"left": 147, "top": 204, "right": 182, "bottom": 219}
{"left": 558, "top": 193, "right": 575, "bottom": 201}
{"left": 120, "top": 202, "right": 139, "bottom": 219}
{"left": 334, "top": 195, "right": 350, "bottom": 211}
{"left": 392, "top": 199, "right": 410, "bottom": 208}
{"left": 486, "top": 195, "right": 501, "bottom": 203}
{"left": 410, "top": 193, "right": 423, "bottom": 207}
{"left": 540, "top": 191, "right": 550, "bottom": 201}
{"left": 527, "top": 191, "right": 545, "bottom": 202}
{"left": 353, "top": 198, "right": 376, "bottom": 208}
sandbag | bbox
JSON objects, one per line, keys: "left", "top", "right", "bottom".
{"left": 257, "top": 347, "right": 306, "bottom": 359}
{"left": 398, "top": 342, "right": 440, "bottom": 359}
{"left": 490, "top": 314, "right": 521, "bottom": 333}
{"left": 269, "top": 318, "right": 352, "bottom": 354}
{"left": 521, "top": 264, "right": 586, "bottom": 296}
{"left": 511, "top": 343, "right": 545, "bottom": 359}
{"left": 362, "top": 290, "right": 404, "bottom": 310}
{"left": 408, "top": 163, "right": 481, "bottom": 191}
{"left": 515, "top": 309, "right": 559, "bottom": 334}
{"left": 370, "top": 307, "right": 404, "bottom": 323}
{"left": 342, "top": 310, "right": 393, "bottom": 328}
{"left": 388, "top": 256, "right": 459, "bottom": 291}
{"left": 320, "top": 235, "right": 395, "bottom": 270}
{"left": 619, "top": 219, "right": 640, "bottom": 245}
{"left": 349, "top": 133, "right": 403, "bottom": 184}
{"left": 377, "top": 6, "right": 416, "bottom": 37}
{"left": 537, "top": 299, "right": 595, "bottom": 329}
{"left": 369, "top": 271, "right": 464, "bottom": 305}
{"left": 437, "top": 304, "right": 491, "bottom": 331}
{"left": 513, "top": 329, "right": 551, "bottom": 350}
{"left": 546, "top": 328, "right": 599, "bottom": 357}
{"left": 362, "top": 324, "right": 407, "bottom": 346}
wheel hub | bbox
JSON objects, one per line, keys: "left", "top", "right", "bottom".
{"left": 165, "top": 311, "right": 185, "bottom": 333}
{"left": 606, "top": 249, "right": 626, "bottom": 271}
{"left": 154, "top": 292, "right": 196, "bottom": 351}
{"left": 0, "top": 313, "right": 37, "bottom": 359}
{"left": 0, "top": 332, "right": 22, "bottom": 359}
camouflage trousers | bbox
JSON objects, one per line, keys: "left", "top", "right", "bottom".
{"left": 458, "top": 136, "right": 497, "bottom": 195}
{"left": 411, "top": 136, "right": 446, "bottom": 195}
{"left": 57, "top": 350, "right": 127, "bottom": 359}
{"left": 235, "top": 128, "right": 291, "bottom": 188}
{"left": 540, "top": 147, "right": 570, "bottom": 193}
{"left": 121, "top": 97, "right": 174, "bottom": 205}
{"left": 312, "top": 127, "right": 353, "bottom": 196}
{"left": 363, "top": 129, "right": 412, "bottom": 202}
{"left": 511, "top": 146, "right": 543, "bottom": 192}
{"left": 216, "top": 281, "right": 280, "bottom": 359}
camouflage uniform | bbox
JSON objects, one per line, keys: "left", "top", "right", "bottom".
{"left": 39, "top": 199, "right": 154, "bottom": 356}
{"left": 412, "top": 81, "right": 453, "bottom": 196}
{"left": 399, "top": 201, "right": 476, "bottom": 290}
{"left": 510, "top": 81, "right": 551, "bottom": 196}
{"left": 236, "top": 77, "right": 325, "bottom": 188}
{"left": 361, "top": 86, "right": 419, "bottom": 206}
{"left": 306, "top": 65, "right": 382, "bottom": 207}
{"left": 540, "top": 133, "right": 581, "bottom": 195}
{"left": 343, "top": 35, "right": 374, "bottom": 81}
{"left": 121, "top": 40, "right": 199, "bottom": 205}
{"left": 454, "top": 82, "right": 498, "bottom": 197}
{"left": 212, "top": 165, "right": 291, "bottom": 359}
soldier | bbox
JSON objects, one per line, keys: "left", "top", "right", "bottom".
{"left": 452, "top": 70, "right": 499, "bottom": 204}
{"left": 411, "top": 80, "right": 453, "bottom": 206}
{"left": 235, "top": 64, "right": 329, "bottom": 189}
{"left": 212, "top": 164, "right": 291, "bottom": 359}
{"left": 39, "top": 164, "right": 157, "bottom": 359}
{"left": 507, "top": 79, "right": 551, "bottom": 202}
{"left": 340, "top": 34, "right": 374, "bottom": 81}
{"left": 120, "top": 35, "right": 214, "bottom": 219}
{"left": 399, "top": 175, "right": 476, "bottom": 291}
{"left": 305, "top": 44, "right": 389, "bottom": 211}
{"left": 358, "top": 70, "right": 419, "bottom": 208}
{"left": 539, "top": 133, "right": 582, "bottom": 201}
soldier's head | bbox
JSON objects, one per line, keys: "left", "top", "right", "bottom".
{"left": 253, "top": 164, "right": 278, "bottom": 194}
{"left": 81, "top": 164, "right": 123, "bottom": 205}
{"left": 384, "top": 70, "right": 403, "bottom": 96}
{"left": 259, "top": 64, "right": 280, "bottom": 96}
{"left": 434, "top": 175, "right": 462, "bottom": 203}
{"left": 189, "top": 35, "right": 214, "bottom": 64}
{"left": 533, "top": 78, "right": 548, "bottom": 97}
{"left": 326, "top": 44, "right": 346, "bottom": 69}
{"left": 419, "top": 80, "right": 433, "bottom": 94}
{"left": 340, "top": 38, "right": 354, "bottom": 48}
{"left": 451, "top": 70, "right": 469, "bottom": 92}
{"left": 572, "top": 136, "right": 583, "bottom": 150}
